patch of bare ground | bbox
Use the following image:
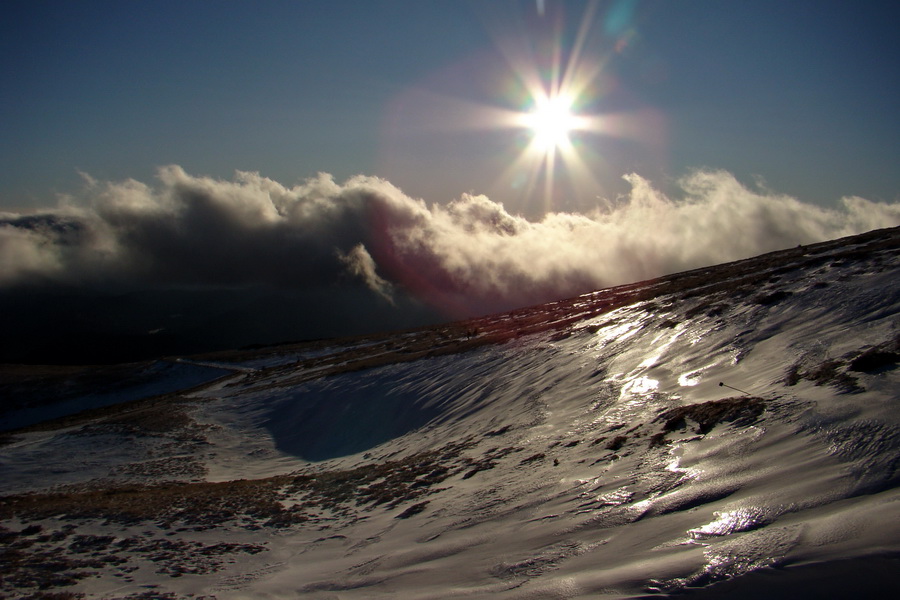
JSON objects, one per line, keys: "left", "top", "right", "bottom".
{"left": 0, "top": 362, "right": 157, "bottom": 417}
{"left": 784, "top": 334, "right": 900, "bottom": 394}
{"left": 458, "top": 446, "right": 522, "bottom": 480}
{"left": 647, "top": 397, "right": 767, "bottom": 447}
{"left": 1, "top": 524, "right": 106, "bottom": 597}
{"left": 0, "top": 441, "right": 485, "bottom": 597}
{"left": 0, "top": 441, "right": 474, "bottom": 530}
{"left": 1, "top": 477, "right": 297, "bottom": 530}
{"left": 657, "top": 397, "right": 766, "bottom": 435}
{"left": 848, "top": 334, "right": 900, "bottom": 374}
{"left": 288, "top": 440, "right": 473, "bottom": 513}
{"left": 108, "top": 456, "right": 207, "bottom": 481}
{"left": 0, "top": 522, "right": 260, "bottom": 599}
{"left": 18, "top": 592, "right": 86, "bottom": 600}
{"left": 0, "top": 388, "right": 206, "bottom": 443}
{"left": 568, "top": 398, "right": 768, "bottom": 468}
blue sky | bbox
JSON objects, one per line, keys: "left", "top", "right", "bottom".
{"left": 2, "top": 0, "right": 898, "bottom": 215}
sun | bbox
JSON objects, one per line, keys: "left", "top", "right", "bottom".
{"left": 521, "top": 94, "right": 579, "bottom": 151}
{"left": 503, "top": 85, "right": 598, "bottom": 213}
{"left": 454, "top": 1, "right": 649, "bottom": 213}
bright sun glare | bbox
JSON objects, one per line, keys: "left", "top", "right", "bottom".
{"left": 523, "top": 95, "right": 578, "bottom": 151}
{"left": 507, "top": 85, "right": 596, "bottom": 212}
{"left": 525, "top": 96, "right": 577, "bottom": 151}
{"left": 459, "top": 1, "right": 647, "bottom": 213}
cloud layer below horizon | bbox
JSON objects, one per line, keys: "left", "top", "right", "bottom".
{"left": 2, "top": 166, "right": 899, "bottom": 318}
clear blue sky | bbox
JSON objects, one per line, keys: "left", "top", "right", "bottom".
{"left": 2, "top": 0, "right": 898, "bottom": 215}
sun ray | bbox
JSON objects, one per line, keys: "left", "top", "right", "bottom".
{"left": 382, "top": 0, "right": 664, "bottom": 215}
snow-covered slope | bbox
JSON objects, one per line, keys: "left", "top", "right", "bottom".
{"left": 1, "top": 227, "right": 899, "bottom": 599}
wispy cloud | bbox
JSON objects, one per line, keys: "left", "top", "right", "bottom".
{"left": 339, "top": 244, "right": 395, "bottom": 305}
{"left": 2, "top": 166, "right": 899, "bottom": 319}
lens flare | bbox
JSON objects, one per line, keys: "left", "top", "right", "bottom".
{"left": 522, "top": 94, "right": 579, "bottom": 151}
{"left": 380, "top": 0, "right": 665, "bottom": 216}
{"left": 490, "top": 1, "right": 622, "bottom": 213}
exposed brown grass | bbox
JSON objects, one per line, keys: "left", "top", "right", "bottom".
{"left": 783, "top": 334, "right": 900, "bottom": 393}
{"left": 0, "top": 442, "right": 474, "bottom": 529}
{"left": 656, "top": 397, "right": 766, "bottom": 435}
{"left": 0, "top": 522, "right": 264, "bottom": 598}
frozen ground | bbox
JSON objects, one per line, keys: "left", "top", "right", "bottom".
{"left": 1, "top": 227, "right": 899, "bottom": 599}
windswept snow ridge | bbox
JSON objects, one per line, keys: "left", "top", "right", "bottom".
{"left": 1, "top": 227, "right": 899, "bottom": 599}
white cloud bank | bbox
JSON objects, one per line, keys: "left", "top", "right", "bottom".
{"left": 2, "top": 166, "right": 899, "bottom": 317}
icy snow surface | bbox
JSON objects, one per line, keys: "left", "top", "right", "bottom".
{"left": 1, "top": 228, "right": 899, "bottom": 599}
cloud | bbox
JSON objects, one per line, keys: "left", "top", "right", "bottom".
{"left": 2, "top": 165, "right": 899, "bottom": 322}
{"left": 339, "top": 244, "right": 395, "bottom": 304}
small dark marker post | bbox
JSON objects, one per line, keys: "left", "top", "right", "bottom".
{"left": 719, "top": 381, "right": 751, "bottom": 396}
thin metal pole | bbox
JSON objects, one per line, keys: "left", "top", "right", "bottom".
{"left": 719, "top": 381, "right": 751, "bottom": 396}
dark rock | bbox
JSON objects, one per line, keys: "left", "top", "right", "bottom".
{"left": 657, "top": 397, "right": 765, "bottom": 435}
{"left": 395, "top": 501, "right": 429, "bottom": 519}
{"left": 849, "top": 350, "right": 899, "bottom": 373}
{"left": 605, "top": 436, "right": 628, "bottom": 451}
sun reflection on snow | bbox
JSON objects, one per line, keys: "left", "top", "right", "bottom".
{"left": 637, "top": 328, "right": 684, "bottom": 370}
{"left": 664, "top": 444, "right": 703, "bottom": 481}
{"left": 588, "top": 307, "right": 651, "bottom": 348}
{"left": 678, "top": 371, "right": 702, "bottom": 387}
{"left": 622, "top": 375, "right": 659, "bottom": 397}
{"left": 598, "top": 321, "right": 644, "bottom": 347}
{"left": 689, "top": 507, "right": 769, "bottom": 540}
